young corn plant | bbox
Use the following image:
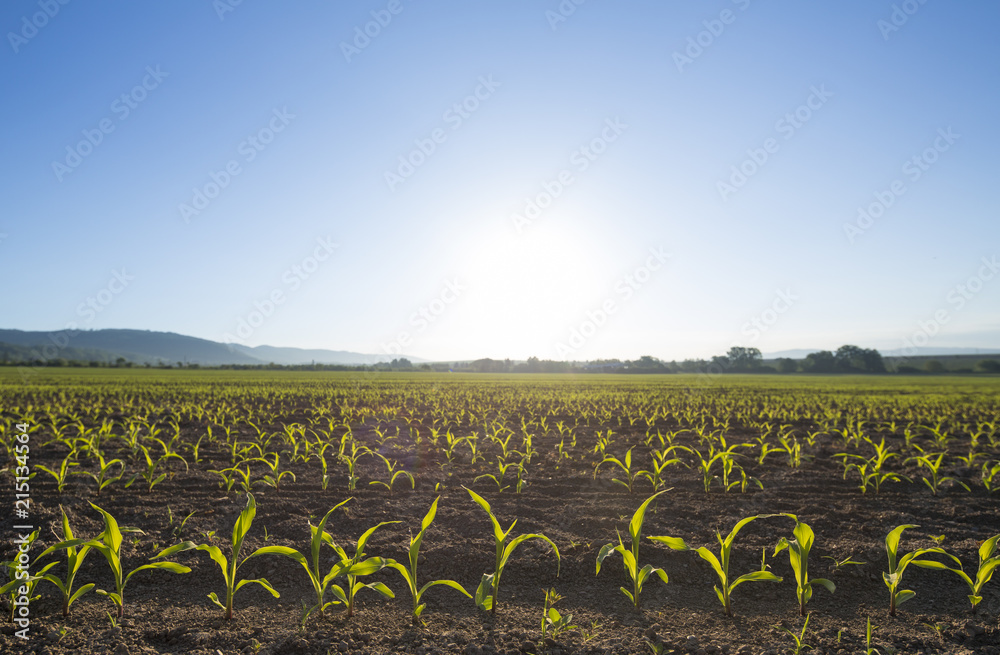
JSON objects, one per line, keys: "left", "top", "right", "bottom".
{"left": 773, "top": 514, "right": 835, "bottom": 616}
{"left": 466, "top": 487, "right": 560, "bottom": 615}
{"left": 865, "top": 617, "right": 880, "bottom": 655}
{"left": 369, "top": 454, "right": 415, "bottom": 496}
{"left": 944, "top": 533, "right": 1000, "bottom": 612}
{"left": 597, "top": 490, "right": 674, "bottom": 608}
{"left": 982, "top": 461, "right": 1000, "bottom": 493}
{"left": 36, "top": 455, "right": 77, "bottom": 493}
{"left": 905, "top": 452, "right": 970, "bottom": 495}
{"left": 79, "top": 453, "right": 124, "bottom": 497}
{"left": 779, "top": 614, "right": 811, "bottom": 655}
{"left": 637, "top": 450, "right": 685, "bottom": 492}
{"left": 835, "top": 438, "right": 910, "bottom": 494}
{"left": 386, "top": 496, "right": 471, "bottom": 624}
{"left": 195, "top": 493, "right": 284, "bottom": 620}
{"left": 658, "top": 515, "right": 782, "bottom": 616}
{"left": 247, "top": 498, "right": 357, "bottom": 620}
{"left": 31, "top": 508, "right": 94, "bottom": 616}
{"left": 256, "top": 452, "right": 296, "bottom": 492}
{"left": 77, "top": 504, "right": 194, "bottom": 619}
{"left": 474, "top": 457, "right": 518, "bottom": 493}
{"left": 126, "top": 444, "right": 186, "bottom": 493}
{"left": 594, "top": 447, "right": 642, "bottom": 493}
{"left": 326, "top": 520, "right": 398, "bottom": 618}
{"left": 339, "top": 439, "right": 372, "bottom": 491}
{"left": 882, "top": 524, "right": 960, "bottom": 616}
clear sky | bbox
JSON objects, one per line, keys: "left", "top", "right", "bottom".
{"left": 2, "top": 0, "right": 998, "bottom": 362}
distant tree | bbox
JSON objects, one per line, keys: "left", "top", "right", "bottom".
{"left": 726, "top": 346, "right": 762, "bottom": 371}
{"left": 860, "top": 348, "right": 886, "bottom": 373}
{"left": 776, "top": 357, "right": 798, "bottom": 373}
{"left": 924, "top": 360, "right": 945, "bottom": 374}
{"left": 830, "top": 345, "right": 886, "bottom": 373}
{"left": 834, "top": 345, "right": 868, "bottom": 372}
{"left": 678, "top": 359, "right": 706, "bottom": 373}
{"left": 390, "top": 357, "right": 413, "bottom": 369}
{"left": 801, "top": 350, "right": 836, "bottom": 373}
{"left": 976, "top": 359, "right": 1000, "bottom": 373}
{"left": 525, "top": 356, "right": 540, "bottom": 373}
{"left": 471, "top": 358, "right": 505, "bottom": 373}
{"left": 627, "top": 355, "right": 667, "bottom": 371}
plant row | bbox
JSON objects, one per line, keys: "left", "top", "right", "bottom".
{"left": 5, "top": 491, "right": 998, "bottom": 632}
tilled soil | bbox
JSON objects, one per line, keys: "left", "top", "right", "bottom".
{"left": 3, "top": 411, "right": 1000, "bottom": 654}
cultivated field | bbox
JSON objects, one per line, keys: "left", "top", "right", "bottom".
{"left": 2, "top": 370, "right": 999, "bottom": 655}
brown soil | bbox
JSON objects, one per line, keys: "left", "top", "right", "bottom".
{"left": 2, "top": 405, "right": 999, "bottom": 655}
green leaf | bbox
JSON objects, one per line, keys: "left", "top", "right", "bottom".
{"left": 502, "top": 533, "right": 560, "bottom": 576}
{"left": 248, "top": 545, "right": 306, "bottom": 566}
{"left": 67, "top": 583, "right": 96, "bottom": 607}
{"left": 596, "top": 543, "right": 616, "bottom": 574}
{"left": 885, "top": 524, "right": 918, "bottom": 568}
{"left": 232, "top": 493, "right": 257, "bottom": 554}
{"left": 730, "top": 570, "right": 782, "bottom": 590}
{"left": 648, "top": 535, "right": 688, "bottom": 551}
{"left": 418, "top": 579, "right": 471, "bottom": 599}
{"left": 235, "top": 577, "right": 279, "bottom": 598}
{"left": 343, "top": 556, "right": 388, "bottom": 577}
{"left": 895, "top": 589, "right": 916, "bottom": 606}
{"left": 367, "top": 581, "right": 394, "bottom": 598}
{"left": 812, "top": 577, "right": 836, "bottom": 594}
{"left": 629, "top": 490, "right": 668, "bottom": 545}
{"left": 196, "top": 545, "right": 230, "bottom": 584}
{"left": 152, "top": 541, "right": 198, "bottom": 560}
{"left": 696, "top": 547, "right": 726, "bottom": 585}
{"left": 475, "top": 574, "right": 494, "bottom": 611}
{"left": 207, "top": 591, "right": 226, "bottom": 610}
{"left": 124, "top": 562, "right": 191, "bottom": 585}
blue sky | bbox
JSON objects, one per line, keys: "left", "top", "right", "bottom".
{"left": 2, "top": 0, "right": 998, "bottom": 361}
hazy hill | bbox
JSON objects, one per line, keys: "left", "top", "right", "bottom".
{"left": 0, "top": 329, "right": 401, "bottom": 366}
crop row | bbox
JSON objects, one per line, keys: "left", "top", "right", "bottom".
{"left": 4, "top": 490, "right": 998, "bottom": 651}
{"left": 4, "top": 407, "right": 999, "bottom": 501}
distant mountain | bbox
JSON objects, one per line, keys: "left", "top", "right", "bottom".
{"left": 0, "top": 329, "right": 409, "bottom": 366}
{"left": 761, "top": 349, "right": 821, "bottom": 360}
{"left": 880, "top": 346, "right": 1000, "bottom": 358}
{"left": 227, "top": 344, "right": 418, "bottom": 366}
